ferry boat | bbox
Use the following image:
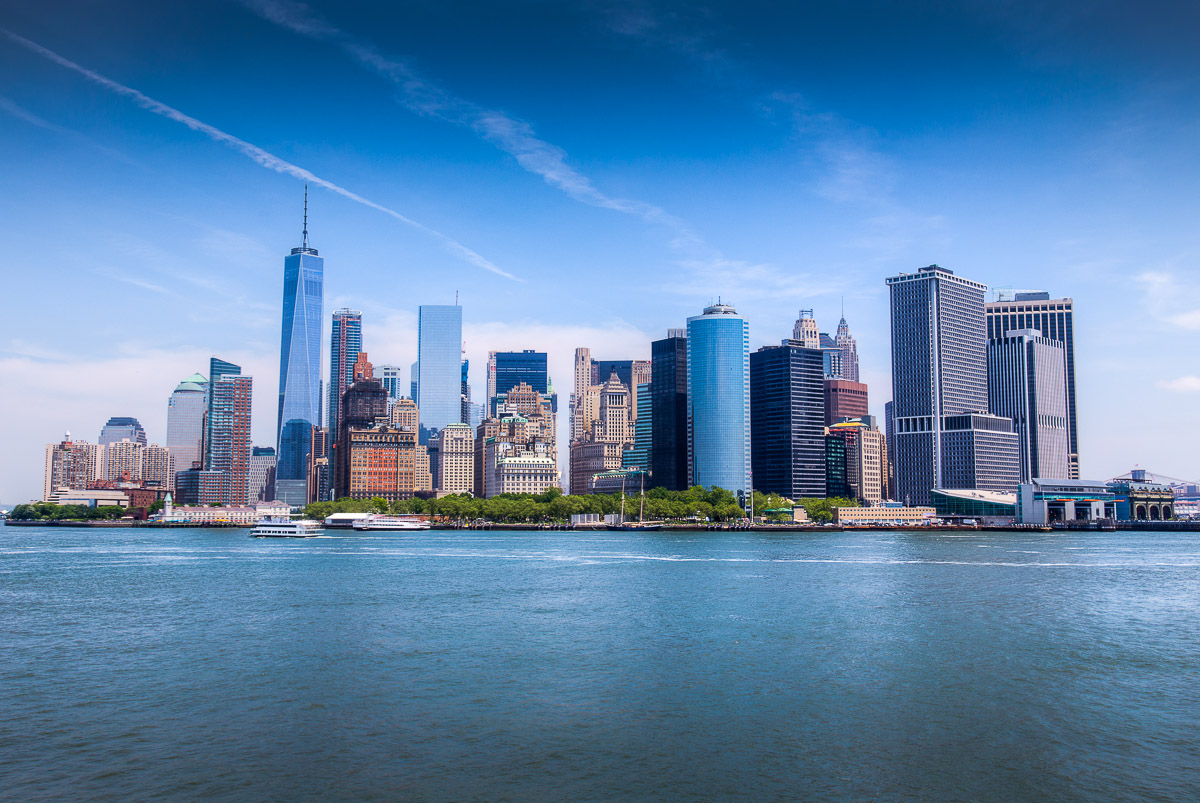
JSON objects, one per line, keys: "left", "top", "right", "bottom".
{"left": 352, "top": 515, "right": 430, "bottom": 531}
{"left": 250, "top": 518, "right": 323, "bottom": 538}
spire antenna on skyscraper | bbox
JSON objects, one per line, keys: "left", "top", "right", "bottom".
{"left": 302, "top": 183, "right": 309, "bottom": 250}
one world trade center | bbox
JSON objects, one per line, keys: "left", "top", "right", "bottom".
{"left": 276, "top": 187, "right": 323, "bottom": 506}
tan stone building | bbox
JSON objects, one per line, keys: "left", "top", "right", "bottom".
{"left": 437, "top": 422, "right": 475, "bottom": 494}
{"left": 139, "top": 444, "right": 176, "bottom": 489}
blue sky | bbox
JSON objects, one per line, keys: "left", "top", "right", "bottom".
{"left": 2, "top": 0, "right": 1199, "bottom": 502}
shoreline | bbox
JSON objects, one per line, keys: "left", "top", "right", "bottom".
{"left": 6, "top": 519, "right": 1198, "bottom": 532}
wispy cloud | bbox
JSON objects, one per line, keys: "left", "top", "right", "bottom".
{"left": 1, "top": 27, "right": 516, "bottom": 281}
{"left": 246, "top": 1, "right": 838, "bottom": 303}
{"left": 0, "top": 94, "right": 138, "bottom": 164}
{"left": 245, "top": 0, "right": 693, "bottom": 233}
{"left": 1157, "top": 376, "right": 1200, "bottom": 393}
{"left": 1136, "top": 269, "right": 1200, "bottom": 330}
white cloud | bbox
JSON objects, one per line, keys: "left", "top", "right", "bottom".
{"left": 1157, "top": 376, "right": 1200, "bottom": 393}
{"left": 1135, "top": 269, "right": 1200, "bottom": 330}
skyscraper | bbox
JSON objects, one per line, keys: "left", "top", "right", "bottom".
{"left": 750, "top": 341, "right": 826, "bottom": 499}
{"left": 836, "top": 312, "right": 860, "bottom": 382}
{"left": 824, "top": 379, "right": 869, "bottom": 426}
{"left": 687, "top": 303, "right": 750, "bottom": 498}
{"left": 206, "top": 363, "right": 253, "bottom": 505}
{"left": 167, "top": 372, "right": 207, "bottom": 475}
{"left": 792, "top": 310, "right": 819, "bottom": 349}
{"left": 204, "top": 357, "right": 241, "bottom": 473}
{"left": 490, "top": 350, "right": 553, "bottom": 415}
{"left": 276, "top": 189, "right": 324, "bottom": 507}
{"left": 416, "top": 304, "right": 463, "bottom": 444}
{"left": 374, "top": 364, "right": 403, "bottom": 402}
{"left": 328, "top": 308, "right": 363, "bottom": 432}
{"left": 248, "top": 446, "right": 277, "bottom": 502}
{"left": 650, "top": 330, "right": 688, "bottom": 491}
{"left": 987, "top": 329, "right": 1069, "bottom": 482}
{"left": 985, "top": 293, "right": 1078, "bottom": 478}
{"left": 886, "top": 265, "right": 1019, "bottom": 504}
{"left": 333, "top": 372, "right": 388, "bottom": 498}
{"left": 43, "top": 437, "right": 103, "bottom": 500}
{"left": 98, "top": 417, "right": 147, "bottom": 447}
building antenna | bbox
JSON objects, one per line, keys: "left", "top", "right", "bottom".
{"left": 302, "top": 183, "right": 309, "bottom": 249}
{"left": 456, "top": 289, "right": 459, "bottom": 306}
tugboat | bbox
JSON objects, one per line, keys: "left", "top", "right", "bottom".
{"left": 250, "top": 518, "right": 323, "bottom": 538}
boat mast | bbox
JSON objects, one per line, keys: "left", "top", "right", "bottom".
{"left": 639, "top": 472, "right": 645, "bottom": 523}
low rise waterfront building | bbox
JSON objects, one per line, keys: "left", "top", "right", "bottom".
{"left": 1107, "top": 479, "right": 1174, "bottom": 521}
{"left": 1017, "top": 479, "right": 1117, "bottom": 524}
{"left": 834, "top": 506, "right": 936, "bottom": 525}
{"left": 930, "top": 488, "right": 1017, "bottom": 521}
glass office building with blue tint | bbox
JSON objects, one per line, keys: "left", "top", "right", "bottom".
{"left": 275, "top": 209, "right": 323, "bottom": 506}
{"left": 416, "top": 305, "right": 462, "bottom": 444}
{"left": 686, "top": 303, "right": 750, "bottom": 498}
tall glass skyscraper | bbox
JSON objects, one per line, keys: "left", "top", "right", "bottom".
{"left": 275, "top": 192, "right": 324, "bottom": 506}
{"left": 328, "top": 309, "right": 363, "bottom": 432}
{"left": 686, "top": 303, "right": 750, "bottom": 498}
{"left": 167, "top": 372, "right": 208, "bottom": 475}
{"left": 416, "top": 305, "right": 463, "bottom": 444}
{"left": 98, "top": 417, "right": 147, "bottom": 447}
{"left": 650, "top": 330, "right": 688, "bottom": 491}
{"left": 750, "top": 341, "right": 826, "bottom": 499}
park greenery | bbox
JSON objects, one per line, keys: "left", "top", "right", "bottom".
{"left": 303, "top": 486, "right": 860, "bottom": 524}
{"left": 9, "top": 502, "right": 129, "bottom": 521}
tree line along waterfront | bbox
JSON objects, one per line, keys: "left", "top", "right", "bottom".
{"left": 303, "top": 487, "right": 860, "bottom": 525}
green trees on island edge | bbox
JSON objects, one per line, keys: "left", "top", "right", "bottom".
{"left": 304, "top": 487, "right": 860, "bottom": 524}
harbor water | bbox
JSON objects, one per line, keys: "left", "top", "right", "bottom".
{"left": 2, "top": 526, "right": 1198, "bottom": 801}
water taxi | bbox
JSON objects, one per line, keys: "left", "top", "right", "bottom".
{"left": 250, "top": 518, "right": 323, "bottom": 538}
{"left": 352, "top": 515, "right": 430, "bottom": 531}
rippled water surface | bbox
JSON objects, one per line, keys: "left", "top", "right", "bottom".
{"left": 2, "top": 526, "right": 1199, "bottom": 801}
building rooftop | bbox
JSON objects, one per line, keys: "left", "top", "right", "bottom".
{"left": 931, "top": 488, "right": 1017, "bottom": 505}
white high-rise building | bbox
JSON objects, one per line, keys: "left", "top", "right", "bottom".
{"left": 140, "top": 444, "right": 176, "bottom": 489}
{"left": 437, "top": 423, "right": 475, "bottom": 494}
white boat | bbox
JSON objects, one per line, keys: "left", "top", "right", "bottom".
{"left": 352, "top": 514, "right": 430, "bottom": 531}
{"left": 250, "top": 518, "right": 323, "bottom": 538}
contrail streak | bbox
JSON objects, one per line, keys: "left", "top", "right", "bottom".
{"left": 1, "top": 28, "right": 518, "bottom": 281}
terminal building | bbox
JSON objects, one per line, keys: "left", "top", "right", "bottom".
{"left": 1107, "top": 478, "right": 1175, "bottom": 521}
{"left": 1017, "top": 479, "right": 1117, "bottom": 525}
{"left": 930, "top": 488, "right": 1017, "bottom": 522}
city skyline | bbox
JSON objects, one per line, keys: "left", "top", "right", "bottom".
{"left": 3, "top": 1, "right": 1200, "bottom": 502}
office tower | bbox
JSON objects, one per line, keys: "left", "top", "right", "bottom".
{"left": 569, "top": 373, "right": 632, "bottom": 494}
{"left": 818, "top": 333, "right": 843, "bottom": 380}
{"left": 344, "top": 425, "right": 420, "bottom": 501}
{"left": 204, "top": 357, "right": 241, "bottom": 475}
{"left": 468, "top": 402, "right": 485, "bottom": 430}
{"left": 459, "top": 358, "right": 472, "bottom": 425}
{"left": 986, "top": 293, "right": 1078, "bottom": 478}
{"left": 825, "top": 435, "right": 850, "bottom": 498}
{"left": 105, "top": 439, "right": 143, "bottom": 481}
{"left": 687, "top": 303, "right": 750, "bottom": 498}
{"left": 571, "top": 347, "right": 597, "bottom": 444}
{"left": 333, "top": 374, "right": 388, "bottom": 498}
{"left": 826, "top": 419, "right": 889, "bottom": 504}
{"left": 836, "top": 313, "right": 860, "bottom": 382}
{"left": 139, "top": 444, "right": 175, "bottom": 489}
{"left": 416, "top": 305, "right": 463, "bottom": 443}
{"left": 987, "top": 329, "right": 1069, "bottom": 482}
{"left": 792, "top": 310, "right": 819, "bottom": 349}
{"left": 43, "top": 436, "right": 103, "bottom": 500}
{"left": 248, "top": 446, "right": 277, "bottom": 502}
{"left": 98, "top": 417, "right": 147, "bottom": 447}
{"left": 437, "top": 422, "right": 475, "bottom": 494}
{"left": 374, "top": 364, "right": 403, "bottom": 402}
{"left": 480, "top": 413, "right": 558, "bottom": 497}
{"left": 277, "top": 192, "right": 324, "bottom": 507}
{"left": 886, "top": 265, "right": 1019, "bottom": 504}
{"left": 308, "top": 426, "right": 330, "bottom": 503}
{"left": 824, "top": 379, "right": 869, "bottom": 426}
{"left": 167, "top": 373, "right": 207, "bottom": 475}
{"left": 623, "top": 382, "right": 652, "bottom": 472}
{"left": 749, "top": 341, "right": 826, "bottom": 499}
{"left": 206, "top": 366, "right": 253, "bottom": 505}
{"left": 490, "top": 350, "right": 553, "bottom": 415}
{"left": 410, "top": 360, "right": 419, "bottom": 401}
{"left": 328, "top": 308, "right": 363, "bottom": 433}
{"left": 390, "top": 397, "right": 420, "bottom": 432}
{"left": 650, "top": 329, "right": 688, "bottom": 491}
{"left": 884, "top": 400, "right": 896, "bottom": 498}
